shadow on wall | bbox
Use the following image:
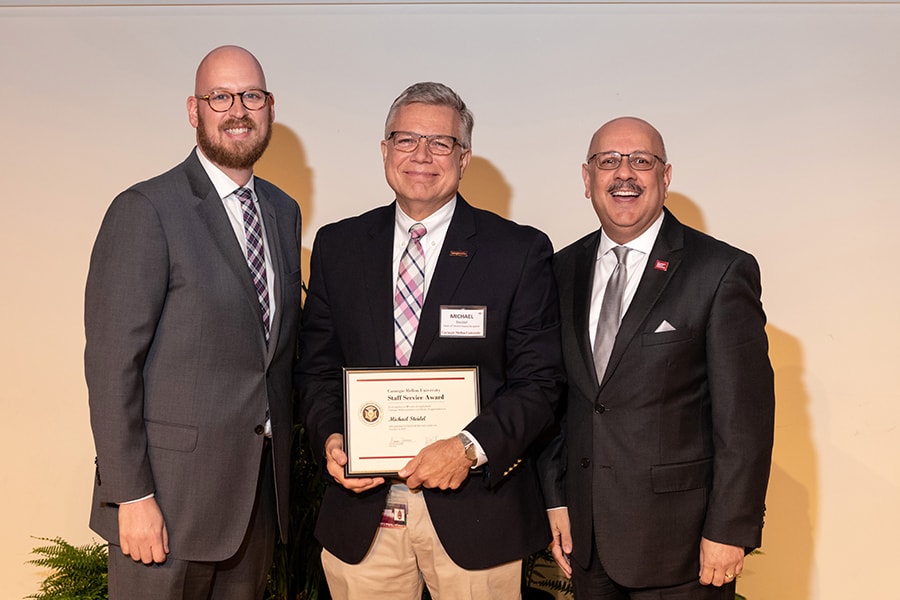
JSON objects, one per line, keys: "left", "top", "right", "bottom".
{"left": 665, "top": 192, "right": 706, "bottom": 232}
{"left": 744, "top": 325, "right": 816, "bottom": 599}
{"left": 459, "top": 155, "right": 512, "bottom": 219}
{"left": 668, "top": 191, "right": 817, "bottom": 600}
{"left": 256, "top": 123, "right": 314, "bottom": 284}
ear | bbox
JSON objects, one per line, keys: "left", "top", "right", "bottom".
{"left": 381, "top": 139, "right": 389, "bottom": 164}
{"left": 267, "top": 92, "right": 275, "bottom": 123}
{"left": 458, "top": 148, "right": 472, "bottom": 179}
{"left": 582, "top": 163, "right": 592, "bottom": 199}
{"left": 187, "top": 96, "right": 199, "bottom": 128}
{"left": 663, "top": 162, "right": 672, "bottom": 198}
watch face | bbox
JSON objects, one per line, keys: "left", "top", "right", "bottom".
{"left": 458, "top": 433, "right": 477, "bottom": 464}
{"left": 465, "top": 444, "right": 477, "bottom": 462}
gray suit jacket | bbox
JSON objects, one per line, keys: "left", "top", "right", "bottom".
{"left": 85, "top": 150, "right": 302, "bottom": 561}
{"left": 539, "top": 208, "right": 774, "bottom": 588}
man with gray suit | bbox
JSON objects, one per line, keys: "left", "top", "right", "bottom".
{"left": 539, "top": 117, "right": 775, "bottom": 599}
{"left": 85, "top": 45, "right": 302, "bottom": 599}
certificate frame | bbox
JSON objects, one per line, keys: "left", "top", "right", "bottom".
{"left": 343, "top": 366, "right": 480, "bottom": 477}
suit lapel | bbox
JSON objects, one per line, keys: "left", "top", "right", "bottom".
{"left": 363, "top": 205, "right": 398, "bottom": 366}
{"left": 600, "top": 209, "right": 684, "bottom": 389}
{"left": 186, "top": 153, "right": 268, "bottom": 351}
{"left": 257, "top": 185, "right": 283, "bottom": 361}
{"left": 571, "top": 232, "right": 601, "bottom": 398}
{"left": 410, "top": 197, "right": 478, "bottom": 365}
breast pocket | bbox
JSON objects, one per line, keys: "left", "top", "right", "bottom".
{"left": 642, "top": 326, "right": 693, "bottom": 346}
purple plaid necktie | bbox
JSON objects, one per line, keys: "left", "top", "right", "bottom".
{"left": 593, "top": 245, "right": 629, "bottom": 382}
{"left": 394, "top": 223, "right": 427, "bottom": 366}
{"left": 235, "top": 187, "right": 270, "bottom": 343}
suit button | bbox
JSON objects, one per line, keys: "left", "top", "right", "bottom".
{"left": 580, "top": 458, "right": 590, "bottom": 468}
{"left": 254, "top": 424, "right": 265, "bottom": 435}
{"left": 594, "top": 404, "right": 606, "bottom": 414}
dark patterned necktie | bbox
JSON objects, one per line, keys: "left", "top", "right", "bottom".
{"left": 234, "top": 187, "right": 270, "bottom": 342}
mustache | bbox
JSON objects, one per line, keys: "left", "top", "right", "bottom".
{"left": 221, "top": 117, "right": 255, "bottom": 131}
{"left": 608, "top": 181, "right": 643, "bottom": 194}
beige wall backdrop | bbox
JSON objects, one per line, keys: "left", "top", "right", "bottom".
{"left": 3, "top": 2, "right": 898, "bottom": 598}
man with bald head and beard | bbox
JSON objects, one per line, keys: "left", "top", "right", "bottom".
{"left": 85, "top": 45, "right": 302, "bottom": 599}
{"left": 539, "top": 117, "right": 774, "bottom": 599}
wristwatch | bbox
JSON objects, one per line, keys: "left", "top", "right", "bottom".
{"left": 456, "top": 433, "right": 478, "bottom": 467}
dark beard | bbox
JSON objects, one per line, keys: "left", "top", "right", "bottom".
{"left": 197, "top": 113, "right": 272, "bottom": 171}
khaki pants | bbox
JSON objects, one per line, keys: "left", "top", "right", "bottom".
{"left": 322, "top": 484, "right": 522, "bottom": 600}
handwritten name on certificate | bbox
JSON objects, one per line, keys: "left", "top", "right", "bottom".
{"left": 343, "top": 366, "right": 480, "bottom": 477}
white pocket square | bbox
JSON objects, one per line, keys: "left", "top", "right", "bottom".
{"left": 654, "top": 320, "right": 676, "bottom": 333}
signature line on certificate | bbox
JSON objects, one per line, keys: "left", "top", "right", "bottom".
{"left": 360, "top": 455, "right": 417, "bottom": 460}
{"left": 356, "top": 377, "right": 467, "bottom": 382}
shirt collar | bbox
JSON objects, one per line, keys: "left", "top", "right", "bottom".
{"left": 598, "top": 210, "right": 666, "bottom": 259}
{"left": 194, "top": 146, "right": 256, "bottom": 200}
{"left": 395, "top": 195, "right": 457, "bottom": 234}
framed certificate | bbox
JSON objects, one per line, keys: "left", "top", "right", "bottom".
{"left": 343, "top": 366, "right": 480, "bottom": 477}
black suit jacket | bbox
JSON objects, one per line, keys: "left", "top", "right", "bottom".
{"left": 297, "top": 197, "right": 564, "bottom": 569}
{"left": 85, "top": 151, "right": 302, "bottom": 561}
{"left": 540, "top": 209, "right": 774, "bottom": 588}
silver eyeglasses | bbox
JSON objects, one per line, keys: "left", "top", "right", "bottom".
{"left": 387, "top": 131, "right": 461, "bottom": 156}
{"left": 195, "top": 89, "right": 271, "bottom": 112}
{"left": 587, "top": 151, "right": 666, "bottom": 171}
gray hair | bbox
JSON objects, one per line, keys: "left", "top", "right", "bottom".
{"left": 384, "top": 82, "right": 474, "bottom": 150}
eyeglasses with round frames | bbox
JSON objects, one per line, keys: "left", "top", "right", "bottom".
{"left": 195, "top": 89, "right": 271, "bottom": 113}
{"left": 587, "top": 151, "right": 666, "bottom": 171}
{"left": 387, "top": 131, "right": 461, "bottom": 156}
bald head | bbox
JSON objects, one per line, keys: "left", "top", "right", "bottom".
{"left": 587, "top": 117, "right": 667, "bottom": 163}
{"left": 194, "top": 45, "right": 267, "bottom": 96}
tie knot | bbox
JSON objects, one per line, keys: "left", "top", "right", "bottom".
{"left": 611, "top": 245, "right": 629, "bottom": 264}
{"left": 234, "top": 187, "right": 253, "bottom": 204}
{"left": 409, "top": 223, "right": 427, "bottom": 241}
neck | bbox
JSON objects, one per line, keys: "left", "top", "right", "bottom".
{"left": 396, "top": 194, "right": 455, "bottom": 222}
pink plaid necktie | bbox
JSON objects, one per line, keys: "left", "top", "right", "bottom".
{"left": 235, "top": 187, "right": 270, "bottom": 342}
{"left": 394, "top": 223, "right": 427, "bottom": 366}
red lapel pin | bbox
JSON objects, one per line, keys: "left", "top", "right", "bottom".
{"left": 654, "top": 259, "right": 669, "bottom": 271}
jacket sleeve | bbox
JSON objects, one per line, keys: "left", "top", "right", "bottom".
{"left": 702, "top": 252, "right": 775, "bottom": 549}
{"left": 463, "top": 230, "right": 566, "bottom": 486}
{"left": 85, "top": 190, "right": 168, "bottom": 503}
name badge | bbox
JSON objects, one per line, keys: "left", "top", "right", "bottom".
{"left": 440, "top": 305, "right": 486, "bottom": 338}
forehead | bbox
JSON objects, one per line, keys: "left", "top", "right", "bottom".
{"left": 592, "top": 120, "right": 660, "bottom": 154}
{"left": 196, "top": 51, "right": 265, "bottom": 92}
{"left": 390, "top": 103, "right": 459, "bottom": 135}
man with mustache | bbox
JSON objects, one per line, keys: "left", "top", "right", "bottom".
{"left": 539, "top": 117, "right": 775, "bottom": 599}
{"left": 85, "top": 45, "right": 302, "bottom": 599}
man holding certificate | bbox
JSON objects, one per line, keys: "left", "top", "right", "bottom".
{"left": 297, "top": 82, "right": 564, "bottom": 599}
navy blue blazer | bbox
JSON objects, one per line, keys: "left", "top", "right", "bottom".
{"left": 297, "top": 196, "right": 565, "bottom": 569}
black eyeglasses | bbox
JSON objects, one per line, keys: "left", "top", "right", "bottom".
{"left": 587, "top": 151, "right": 666, "bottom": 171}
{"left": 195, "top": 89, "right": 271, "bottom": 112}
